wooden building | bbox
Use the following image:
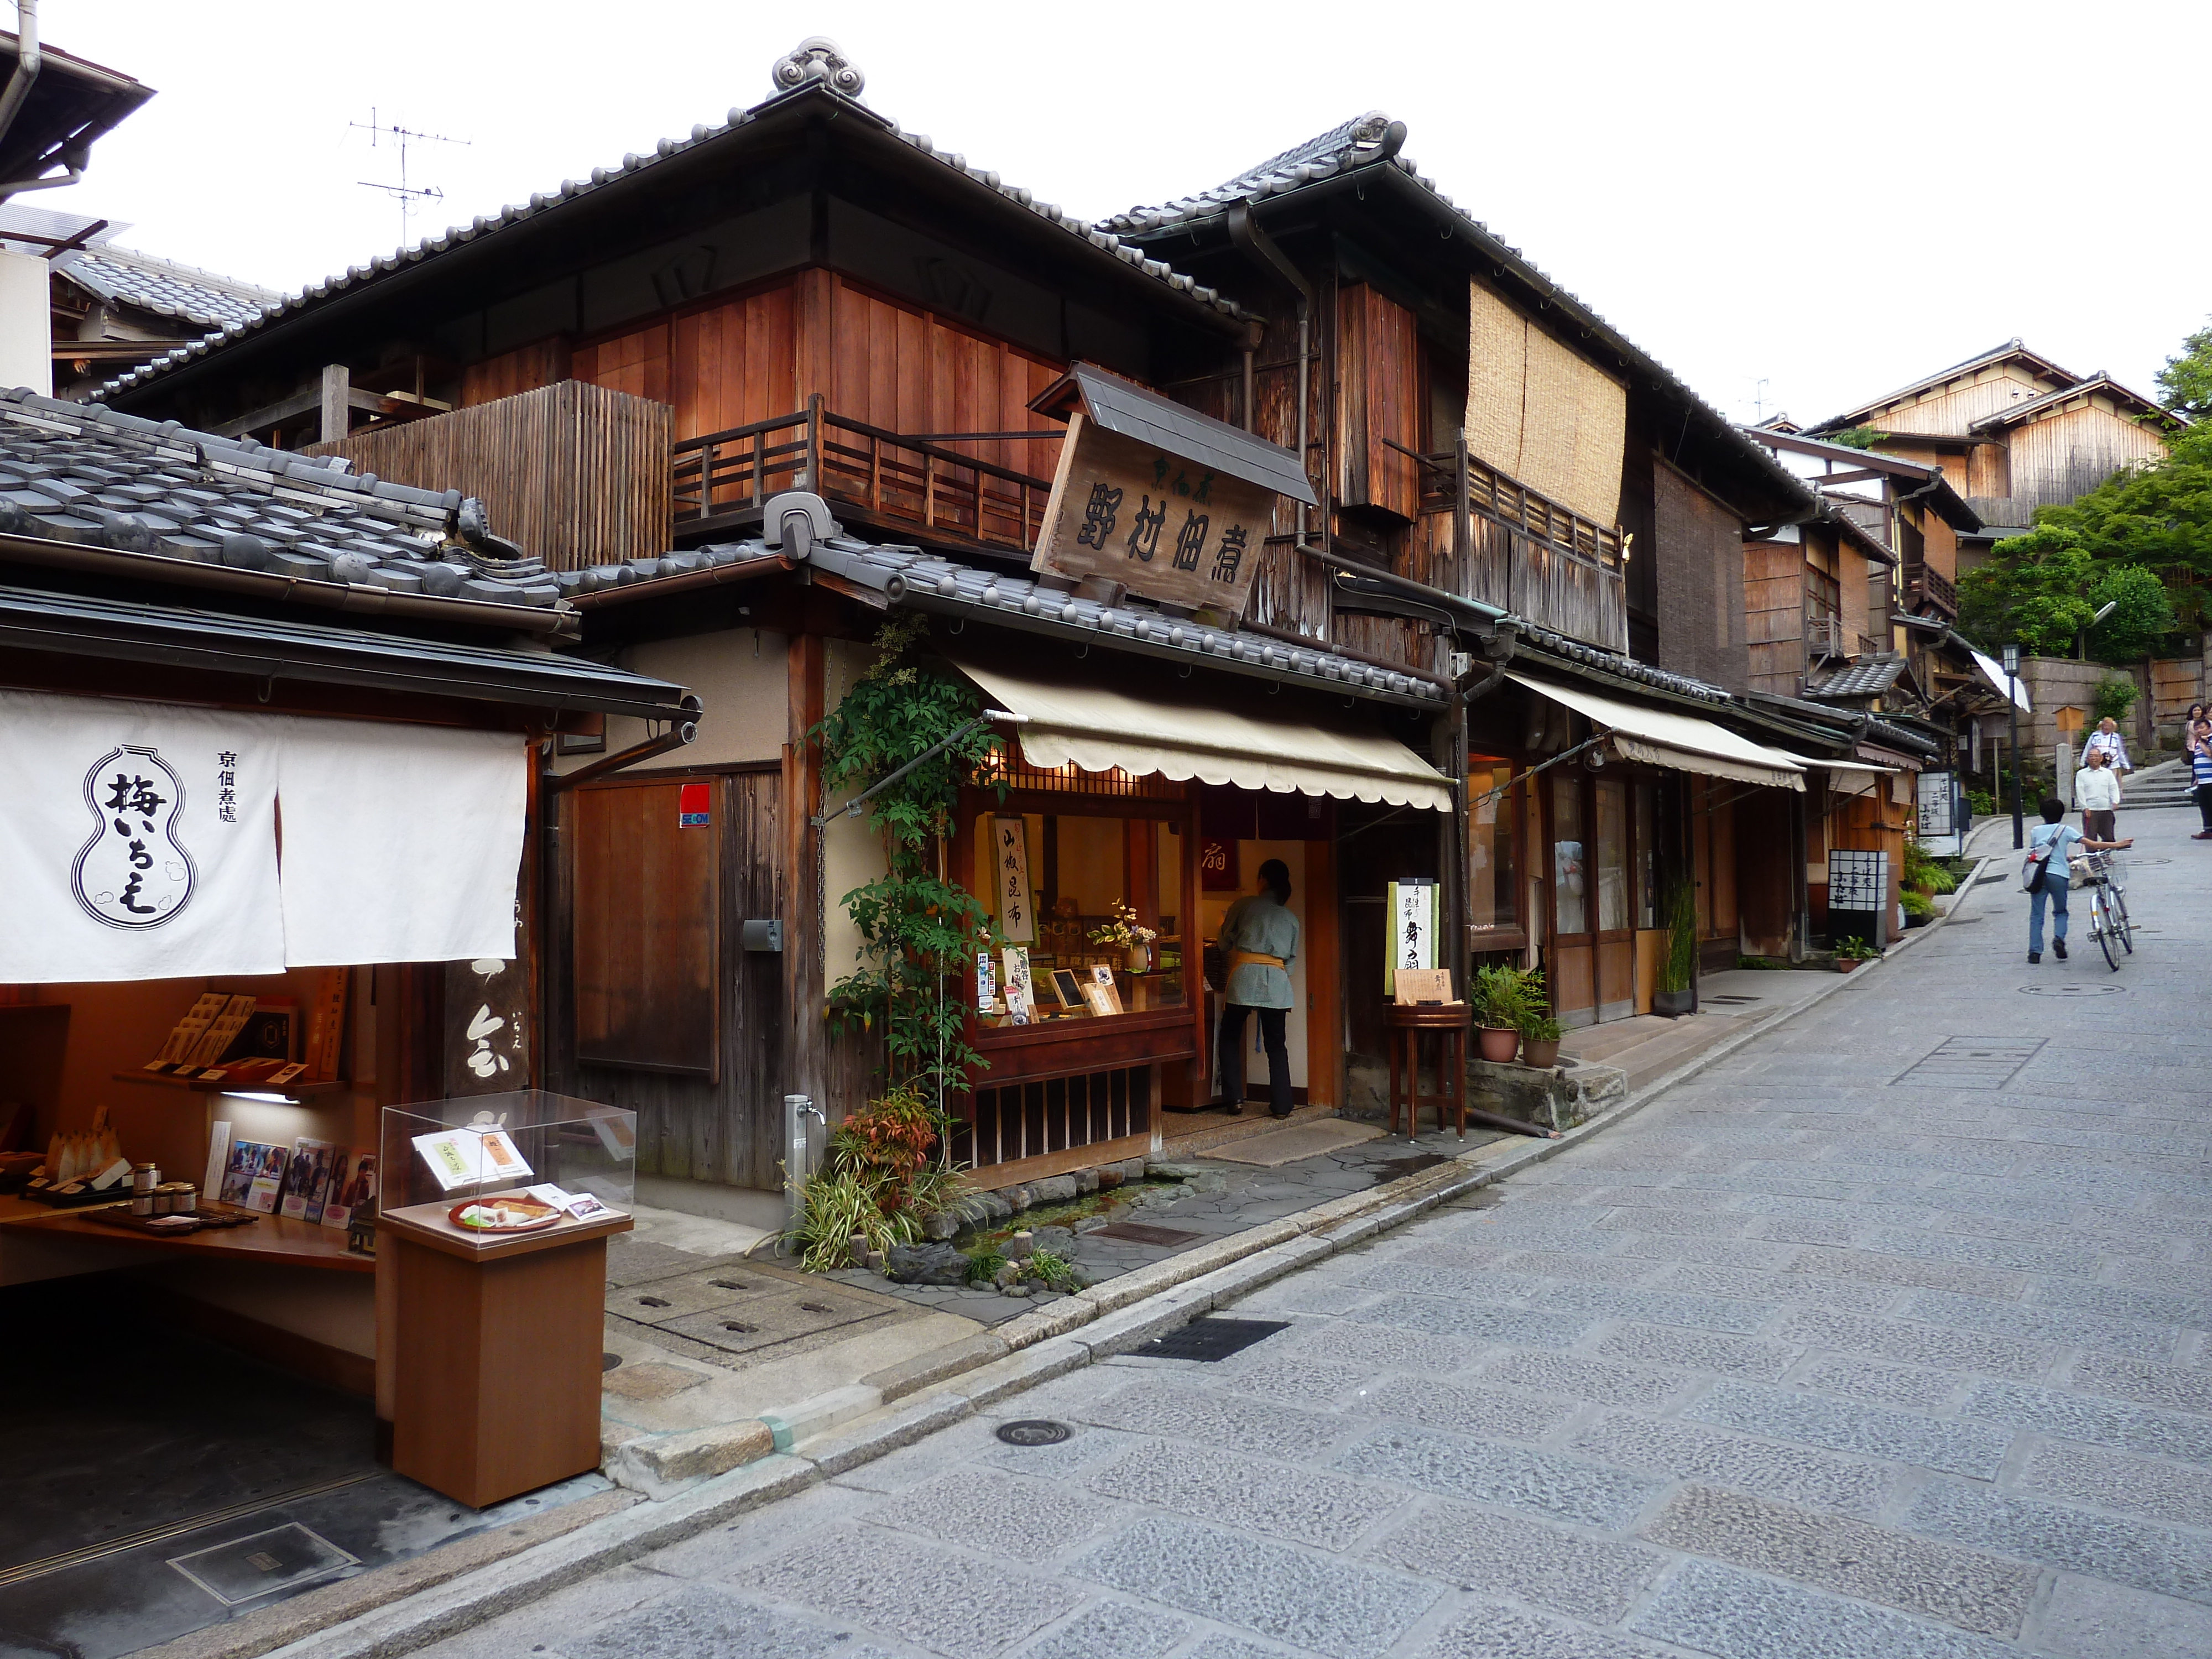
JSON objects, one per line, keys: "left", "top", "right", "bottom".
{"left": 88, "top": 48, "right": 1919, "bottom": 1197}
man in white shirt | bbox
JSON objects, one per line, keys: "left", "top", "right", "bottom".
{"left": 2083, "top": 718, "right": 2132, "bottom": 775}
{"left": 2074, "top": 745, "right": 2122, "bottom": 842}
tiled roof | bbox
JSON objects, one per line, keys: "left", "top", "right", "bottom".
{"left": 60, "top": 244, "right": 280, "bottom": 332}
{"left": 1808, "top": 654, "right": 1908, "bottom": 699}
{"left": 96, "top": 51, "right": 1241, "bottom": 403}
{"left": 1514, "top": 624, "right": 1733, "bottom": 706}
{"left": 1108, "top": 112, "right": 1814, "bottom": 518}
{"left": 1813, "top": 338, "right": 2080, "bottom": 432}
{"left": 567, "top": 525, "right": 1449, "bottom": 708}
{"left": 0, "top": 389, "right": 567, "bottom": 611}
{"left": 1966, "top": 372, "right": 2184, "bottom": 435}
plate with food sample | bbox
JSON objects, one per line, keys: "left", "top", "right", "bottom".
{"left": 447, "top": 1193, "right": 564, "bottom": 1234}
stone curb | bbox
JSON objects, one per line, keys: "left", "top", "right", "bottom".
{"left": 252, "top": 924, "right": 1937, "bottom": 1659}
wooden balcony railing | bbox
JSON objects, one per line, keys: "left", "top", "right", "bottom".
{"left": 673, "top": 395, "right": 1054, "bottom": 557}
{"left": 1905, "top": 562, "right": 1958, "bottom": 618}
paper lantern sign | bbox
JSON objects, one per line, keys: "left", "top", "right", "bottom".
{"left": 1199, "top": 837, "right": 1239, "bottom": 893}
{"left": 992, "top": 816, "right": 1034, "bottom": 943}
{"left": 677, "top": 782, "right": 712, "bottom": 827}
{"left": 1384, "top": 878, "right": 1439, "bottom": 995}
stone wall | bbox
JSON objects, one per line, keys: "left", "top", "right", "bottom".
{"left": 2015, "top": 655, "right": 2151, "bottom": 763}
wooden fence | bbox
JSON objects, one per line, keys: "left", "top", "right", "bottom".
{"left": 306, "top": 380, "right": 672, "bottom": 571}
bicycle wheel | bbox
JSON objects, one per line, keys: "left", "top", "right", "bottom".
{"left": 2093, "top": 889, "right": 2120, "bottom": 971}
{"left": 2110, "top": 884, "right": 2134, "bottom": 954}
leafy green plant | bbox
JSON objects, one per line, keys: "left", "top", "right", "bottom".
{"left": 2088, "top": 570, "right": 2178, "bottom": 664}
{"left": 812, "top": 614, "right": 1005, "bottom": 1106}
{"left": 963, "top": 1248, "right": 1009, "bottom": 1287}
{"left": 1520, "top": 1012, "right": 1565, "bottom": 1044}
{"left": 1025, "top": 1248, "right": 1081, "bottom": 1292}
{"left": 790, "top": 1170, "right": 912, "bottom": 1272}
{"left": 1471, "top": 963, "right": 1535, "bottom": 1029}
{"left": 1659, "top": 880, "right": 1698, "bottom": 994}
{"left": 1903, "top": 839, "right": 1957, "bottom": 896}
{"left": 1828, "top": 426, "right": 1892, "bottom": 451}
{"left": 2093, "top": 677, "right": 2141, "bottom": 724}
{"left": 1834, "top": 936, "right": 1881, "bottom": 961}
{"left": 1900, "top": 890, "right": 1936, "bottom": 919}
{"left": 1965, "top": 787, "right": 1997, "bottom": 817}
{"left": 1503, "top": 967, "right": 1557, "bottom": 1040}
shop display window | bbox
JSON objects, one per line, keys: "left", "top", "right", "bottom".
{"left": 1596, "top": 776, "right": 1630, "bottom": 934}
{"left": 971, "top": 808, "right": 1185, "bottom": 1024}
{"left": 1467, "top": 757, "right": 1521, "bottom": 937}
{"left": 1552, "top": 774, "right": 1589, "bottom": 937}
{"left": 379, "top": 1090, "right": 635, "bottom": 1249}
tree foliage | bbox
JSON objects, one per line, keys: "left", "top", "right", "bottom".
{"left": 2156, "top": 321, "right": 2212, "bottom": 422}
{"left": 2035, "top": 420, "right": 2212, "bottom": 627}
{"left": 1957, "top": 526, "right": 2100, "bottom": 658}
{"left": 811, "top": 615, "right": 1004, "bottom": 1106}
{"left": 1827, "top": 426, "right": 1892, "bottom": 451}
{"left": 2088, "top": 565, "right": 2178, "bottom": 663}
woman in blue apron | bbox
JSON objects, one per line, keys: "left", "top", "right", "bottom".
{"left": 1214, "top": 859, "right": 1298, "bottom": 1118}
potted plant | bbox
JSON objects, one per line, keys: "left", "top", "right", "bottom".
{"left": 1833, "top": 936, "right": 1880, "bottom": 972}
{"left": 1900, "top": 890, "right": 1935, "bottom": 929}
{"left": 1469, "top": 964, "right": 1531, "bottom": 1063}
{"left": 1518, "top": 1010, "right": 1564, "bottom": 1070}
{"left": 1088, "top": 900, "right": 1159, "bottom": 973}
{"left": 1653, "top": 879, "right": 1697, "bottom": 1016}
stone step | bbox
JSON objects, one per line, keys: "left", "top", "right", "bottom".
{"left": 1159, "top": 1099, "right": 1340, "bottom": 1157}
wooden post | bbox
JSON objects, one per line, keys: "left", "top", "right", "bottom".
{"left": 782, "top": 634, "right": 826, "bottom": 1118}
{"left": 319, "top": 364, "right": 350, "bottom": 444}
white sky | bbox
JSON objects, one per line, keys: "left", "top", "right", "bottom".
{"left": 29, "top": 0, "right": 2211, "bottom": 427}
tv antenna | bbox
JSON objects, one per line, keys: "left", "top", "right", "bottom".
{"left": 1749, "top": 377, "right": 1772, "bottom": 423}
{"left": 351, "top": 108, "right": 469, "bottom": 244}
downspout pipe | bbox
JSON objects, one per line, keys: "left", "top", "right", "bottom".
{"left": 542, "top": 695, "right": 704, "bottom": 793}
{"left": 0, "top": 1, "right": 40, "bottom": 149}
{"left": 1228, "top": 204, "right": 1314, "bottom": 551}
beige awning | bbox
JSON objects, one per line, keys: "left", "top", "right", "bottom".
{"left": 1510, "top": 672, "right": 1806, "bottom": 792}
{"left": 955, "top": 654, "right": 1454, "bottom": 811}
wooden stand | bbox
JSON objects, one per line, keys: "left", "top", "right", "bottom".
{"left": 379, "top": 1201, "right": 632, "bottom": 1509}
{"left": 1386, "top": 1003, "right": 1471, "bottom": 1139}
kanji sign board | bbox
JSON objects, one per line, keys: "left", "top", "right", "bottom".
{"left": 1030, "top": 413, "right": 1276, "bottom": 619}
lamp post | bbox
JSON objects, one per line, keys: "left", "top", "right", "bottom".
{"left": 2002, "top": 643, "right": 2023, "bottom": 849}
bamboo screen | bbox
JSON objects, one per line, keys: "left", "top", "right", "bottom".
{"left": 1465, "top": 280, "right": 1626, "bottom": 528}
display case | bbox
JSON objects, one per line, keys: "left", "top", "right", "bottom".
{"left": 378, "top": 1089, "right": 634, "bottom": 1251}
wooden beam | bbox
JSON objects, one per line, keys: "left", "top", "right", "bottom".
{"left": 321, "top": 364, "right": 350, "bottom": 444}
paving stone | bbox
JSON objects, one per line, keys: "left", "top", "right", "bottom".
{"left": 1851, "top": 1225, "right": 2105, "bottom": 1279}
{"left": 1072, "top": 1381, "right": 1354, "bottom": 1462}
{"left": 1334, "top": 1423, "right": 1663, "bottom": 1528}
{"left": 2069, "top": 1352, "right": 2212, "bottom": 1416}
{"left": 870, "top": 1467, "right": 1119, "bottom": 1561}
{"left": 2031, "top": 1574, "right": 2212, "bottom": 1659}
{"left": 1639, "top": 1484, "right": 2038, "bottom": 1636}
{"left": 1607, "top": 1234, "right": 1797, "bottom": 1269}
{"left": 1898, "top": 1288, "right": 2180, "bottom": 1361}
{"left": 1499, "top": 1250, "right": 1658, "bottom": 1286}
{"left": 1368, "top": 1496, "right": 1663, "bottom": 1621}
{"left": 1657, "top": 1261, "right": 1898, "bottom": 1313}
{"left": 1958, "top": 1381, "right": 2212, "bottom": 1463}
{"left": 1413, "top": 1604, "right": 1679, "bottom": 1659}
{"left": 1781, "top": 1307, "right": 2048, "bottom": 1380}
{"left": 1627, "top": 1558, "right": 2020, "bottom": 1659}
{"left": 1597, "top": 1207, "right": 1751, "bottom": 1236}
{"left": 1798, "top": 1355, "right": 1964, "bottom": 1409}
{"left": 1354, "top": 1292, "right": 1595, "bottom": 1348}
{"left": 1593, "top": 1323, "right": 1799, "bottom": 1380}
{"left": 1686, "top": 1382, "right": 2012, "bottom": 1478}
{"left": 738, "top": 1527, "right": 1080, "bottom": 1658}
{"left": 1903, "top": 1479, "right": 2212, "bottom": 1606}
{"left": 565, "top": 1582, "right": 898, "bottom": 1659}
{"left": 1351, "top": 1373, "right": 1576, "bottom": 1443}
{"left": 1529, "top": 1281, "right": 1776, "bottom": 1334}
{"left": 1347, "top": 1262, "right": 1543, "bottom": 1301}
{"left": 1013, "top": 1599, "right": 1187, "bottom": 1659}
{"left": 2020, "top": 1440, "right": 2212, "bottom": 1527}
{"left": 1211, "top": 1356, "right": 1376, "bottom": 1406}
{"left": 1476, "top": 1349, "right": 1685, "bottom": 1408}
{"left": 1087, "top": 1442, "right": 1404, "bottom": 1550}
{"left": 2033, "top": 1277, "right": 2212, "bottom": 1329}
{"left": 1567, "top": 1411, "right": 1891, "bottom": 1516}
{"left": 1293, "top": 1320, "right": 1480, "bottom": 1375}
{"left": 1070, "top": 1515, "right": 1441, "bottom": 1658}
{"left": 1785, "top": 1245, "right": 2027, "bottom": 1300}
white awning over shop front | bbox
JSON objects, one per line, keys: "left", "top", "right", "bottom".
{"left": 0, "top": 690, "right": 526, "bottom": 982}
{"left": 955, "top": 655, "right": 1454, "bottom": 811}
{"left": 1509, "top": 673, "right": 1807, "bottom": 792}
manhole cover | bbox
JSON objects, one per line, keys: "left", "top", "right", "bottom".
{"left": 2020, "top": 983, "right": 2124, "bottom": 995}
{"left": 1135, "top": 1317, "right": 1291, "bottom": 1362}
{"left": 996, "top": 1420, "right": 1073, "bottom": 1447}
{"left": 168, "top": 1524, "right": 358, "bottom": 1606}
{"left": 1092, "top": 1222, "right": 1204, "bottom": 1248}
{"left": 602, "top": 1352, "right": 622, "bottom": 1371}
{"left": 708, "top": 1278, "right": 754, "bottom": 1291}
{"left": 1893, "top": 1036, "right": 2044, "bottom": 1090}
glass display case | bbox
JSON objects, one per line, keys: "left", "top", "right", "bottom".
{"left": 378, "top": 1089, "right": 635, "bottom": 1252}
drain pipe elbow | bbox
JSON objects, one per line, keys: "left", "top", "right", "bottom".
{"left": 0, "top": 1, "right": 40, "bottom": 148}
{"left": 1458, "top": 619, "right": 1521, "bottom": 703}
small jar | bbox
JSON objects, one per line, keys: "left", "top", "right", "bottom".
{"left": 132, "top": 1163, "right": 160, "bottom": 1195}
{"left": 130, "top": 1192, "right": 155, "bottom": 1217}
{"left": 165, "top": 1182, "right": 197, "bottom": 1215}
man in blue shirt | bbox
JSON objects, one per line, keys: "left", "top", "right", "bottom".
{"left": 1214, "top": 859, "right": 1300, "bottom": 1118}
{"left": 2025, "top": 797, "right": 2130, "bottom": 964}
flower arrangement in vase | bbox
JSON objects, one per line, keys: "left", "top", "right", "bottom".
{"left": 1088, "top": 901, "right": 1159, "bottom": 973}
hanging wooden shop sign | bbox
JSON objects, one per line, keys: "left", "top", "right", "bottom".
{"left": 1031, "top": 412, "right": 1277, "bottom": 620}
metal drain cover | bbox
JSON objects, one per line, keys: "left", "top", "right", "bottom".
{"left": 2020, "top": 983, "right": 2124, "bottom": 995}
{"left": 1136, "top": 1316, "right": 1291, "bottom": 1362}
{"left": 1893, "top": 1036, "right": 2045, "bottom": 1090}
{"left": 996, "top": 1419, "right": 1073, "bottom": 1446}
{"left": 602, "top": 1352, "right": 622, "bottom": 1371}
{"left": 1092, "top": 1222, "right": 1204, "bottom": 1248}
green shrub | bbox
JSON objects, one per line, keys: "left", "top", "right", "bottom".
{"left": 2093, "top": 677, "right": 2140, "bottom": 723}
{"left": 1900, "top": 890, "right": 1936, "bottom": 918}
{"left": 1660, "top": 881, "right": 1698, "bottom": 993}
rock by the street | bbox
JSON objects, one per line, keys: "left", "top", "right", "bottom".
{"left": 1029, "top": 1174, "right": 1079, "bottom": 1204}
{"left": 1027, "top": 1224, "right": 1076, "bottom": 1257}
{"left": 882, "top": 1241, "right": 967, "bottom": 1286}
{"left": 919, "top": 1208, "right": 959, "bottom": 1241}
{"left": 990, "top": 1261, "right": 1022, "bottom": 1291}
{"left": 1073, "top": 1167, "right": 1100, "bottom": 1194}
{"left": 1144, "top": 1161, "right": 1210, "bottom": 1180}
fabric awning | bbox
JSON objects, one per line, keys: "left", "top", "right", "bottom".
{"left": 1791, "top": 755, "right": 1899, "bottom": 774}
{"left": 1510, "top": 673, "right": 1806, "bottom": 792}
{"left": 954, "top": 654, "right": 1454, "bottom": 811}
{"left": 1970, "top": 646, "right": 2032, "bottom": 713}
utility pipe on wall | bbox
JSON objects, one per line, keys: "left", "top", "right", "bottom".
{"left": 0, "top": 1, "right": 40, "bottom": 146}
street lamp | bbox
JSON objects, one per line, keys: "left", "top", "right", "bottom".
{"left": 2001, "top": 643, "right": 2023, "bottom": 850}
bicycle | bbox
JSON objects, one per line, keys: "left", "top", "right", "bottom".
{"left": 2079, "top": 850, "right": 2133, "bottom": 971}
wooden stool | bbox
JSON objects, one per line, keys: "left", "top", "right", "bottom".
{"left": 1385, "top": 1001, "right": 1472, "bottom": 1138}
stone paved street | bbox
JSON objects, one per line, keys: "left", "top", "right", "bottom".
{"left": 413, "top": 810, "right": 2211, "bottom": 1659}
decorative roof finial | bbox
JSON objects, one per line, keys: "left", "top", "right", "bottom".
{"left": 773, "top": 38, "right": 864, "bottom": 99}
